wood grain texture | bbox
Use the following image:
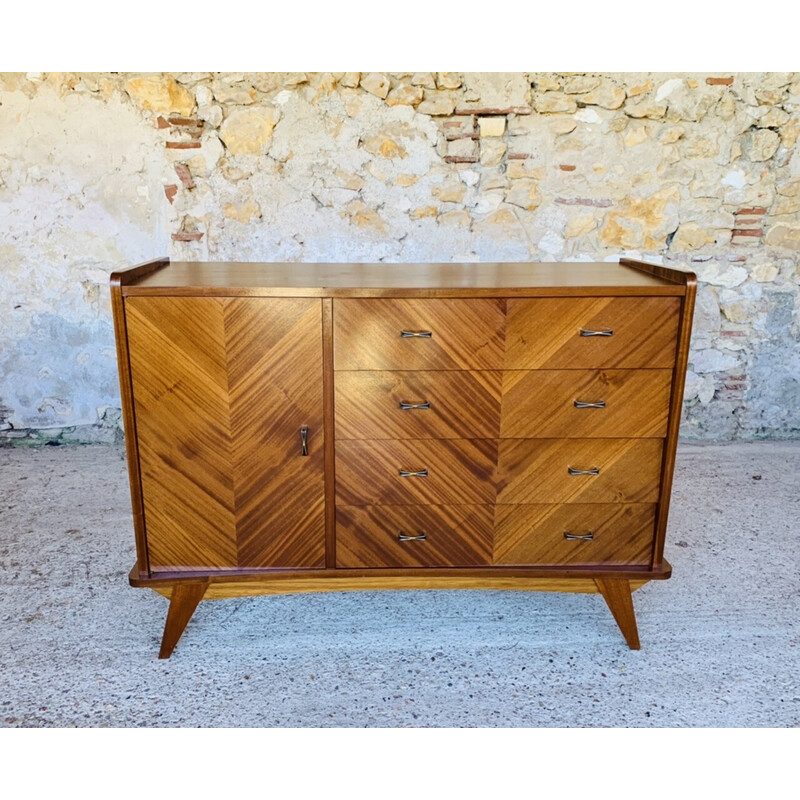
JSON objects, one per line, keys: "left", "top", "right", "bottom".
{"left": 225, "top": 298, "right": 326, "bottom": 568}
{"left": 595, "top": 578, "right": 641, "bottom": 649}
{"left": 336, "top": 438, "right": 498, "bottom": 505}
{"left": 620, "top": 258, "right": 694, "bottom": 286}
{"left": 159, "top": 580, "right": 207, "bottom": 658}
{"left": 131, "top": 562, "right": 670, "bottom": 588}
{"left": 322, "top": 298, "right": 337, "bottom": 568}
{"left": 151, "top": 577, "right": 653, "bottom": 599}
{"left": 496, "top": 438, "right": 664, "bottom": 504}
{"left": 500, "top": 369, "right": 673, "bottom": 438}
{"left": 335, "top": 370, "right": 502, "bottom": 440}
{"left": 336, "top": 505, "right": 493, "bottom": 567}
{"left": 652, "top": 273, "right": 698, "bottom": 566}
{"left": 333, "top": 298, "right": 505, "bottom": 370}
{"left": 494, "top": 504, "right": 655, "bottom": 566}
{"left": 127, "top": 296, "right": 237, "bottom": 569}
{"left": 505, "top": 297, "right": 680, "bottom": 369}
{"left": 126, "top": 296, "right": 326, "bottom": 571}
{"left": 121, "top": 260, "right": 684, "bottom": 296}
{"left": 110, "top": 262, "right": 169, "bottom": 577}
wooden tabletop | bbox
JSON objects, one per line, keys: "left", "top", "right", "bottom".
{"left": 117, "top": 259, "right": 692, "bottom": 297}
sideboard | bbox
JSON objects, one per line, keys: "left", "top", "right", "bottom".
{"left": 110, "top": 258, "right": 696, "bottom": 657}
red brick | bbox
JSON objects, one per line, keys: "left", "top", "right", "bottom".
{"left": 558, "top": 164, "right": 576, "bottom": 171}
{"left": 156, "top": 116, "right": 170, "bottom": 129}
{"left": 165, "top": 141, "right": 202, "bottom": 149}
{"left": 164, "top": 184, "right": 178, "bottom": 204}
{"left": 731, "top": 229, "right": 763, "bottom": 237}
{"left": 736, "top": 207, "right": 767, "bottom": 216}
{"left": 507, "top": 153, "right": 531, "bottom": 160}
{"left": 168, "top": 116, "right": 203, "bottom": 127}
{"left": 706, "top": 77, "right": 734, "bottom": 86}
{"left": 443, "top": 155, "right": 479, "bottom": 163}
{"left": 454, "top": 106, "right": 532, "bottom": 116}
{"left": 174, "top": 163, "right": 195, "bottom": 190}
{"left": 445, "top": 133, "right": 479, "bottom": 141}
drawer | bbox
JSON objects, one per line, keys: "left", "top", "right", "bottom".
{"left": 496, "top": 438, "right": 663, "bottom": 504}
{"left": 494, "top": 503, "right": 655, "bottom": 566}
{"left": 336, "top": 439, "right": 497, "bottom": 505}
{"left": 336, "top": 505, "right": 493, "bottom": 567}
{"left": 335, "top": 371, "right": 502, "bottom": 440}
{"left": 500, "top": 369, "right": 673, "bottom": 438}
{"left": 334, "top": 298, "right": 505, "bottom": 370}
{"left": 505, "top": 297, "right": 680, "bottom": 369}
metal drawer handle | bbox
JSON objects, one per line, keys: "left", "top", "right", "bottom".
{"left": 401, "top": 330, "right": 433, "bottom": 338}
{"left": 399, "top": 468, "right": 428, "bottom": 478}
{"left": 300, "top": 426, "right": 308, "bottom": 456}
{"left": 567, "top": 466, "right": 600, "bottom": 476}
{"left": 564, "top": 531, "right": 595, "bottom": 541}
{"left": 400, "top": 400, "right": 431, "bottom": 410}
{"left": 398, "top": 532, "right": 427, "bottom": 542}
{"left": 574, "top": 400, "right": 606, "bottom": 409}
{"left": 580, "top": 328, "right": 613, "bottom": 337}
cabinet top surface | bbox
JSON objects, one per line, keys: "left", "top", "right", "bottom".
{"left": 118, "top": 260, "right": 693, "bottom": 297}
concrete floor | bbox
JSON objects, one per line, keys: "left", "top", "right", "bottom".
{"left": 0, "top": 441, "right": 798, "bottom": 728}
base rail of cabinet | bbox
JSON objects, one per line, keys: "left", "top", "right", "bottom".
{"left": 132, "top": 563, "right": 671, "bottom": 658}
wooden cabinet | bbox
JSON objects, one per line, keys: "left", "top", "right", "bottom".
{"left": 111, "top": 258, "right": 696, "bottom": 657}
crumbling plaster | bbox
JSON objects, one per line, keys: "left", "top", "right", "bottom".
{"left": 1, "top": 72, "right": 798, "bottom": 444}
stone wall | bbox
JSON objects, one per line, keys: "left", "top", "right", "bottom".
{"left": 1, "top": 72, "right": 798, "bottom": 444}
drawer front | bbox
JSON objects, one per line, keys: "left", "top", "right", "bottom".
{"left": 336, "top": 505, "right": 493, "bottom": 567}
{"left": 505, "top": 297, "right": 680, "bottom": 369}
{"left": 500, "top": 369, "right": 673, "bottom": 438}
{"left": 334, "top": 298, "right": 505, "bottom": 370}
{"left": 496, "top": 438, "right": 663, "bottom": 504}
{"left": 336, "top": 370, "right": 502, "bottom": 440}
{"left": 494, "top": 503, "right": 655, "bottom": 566}
{"left": 336, "top": 439, "right": 497, "bottom": 505}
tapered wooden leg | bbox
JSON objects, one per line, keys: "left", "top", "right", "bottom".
{"left": 595, "top": 578, "right": 640, "bottom": 650}
{"left": 158, "top": 581, "right": 208, "bottom": 659}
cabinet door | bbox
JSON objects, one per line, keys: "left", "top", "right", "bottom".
{"left": 126, "top": 296, "right": 325, "bottom": 572}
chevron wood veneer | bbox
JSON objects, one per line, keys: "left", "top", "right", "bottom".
{"left": 112, "top": 258, "right": 696, "bottom": 657}
{"left": 334, "top": 298, "right": 506, "bottom": 370}
{"left": 336, "top": 504, "right": 493, "bottom": 567}
{"left": 494, "top": 504, "right": 656, "bottom": 566}
{"left": 126, "top": 296, "right": 325, "bottom": 572}
{"left": 496, "top": 438, "right": 664, "bottom": 504}
{"left": 505, "top": 297, "right": 680, "bottom": 369}
{"left": 499, "top": 369, "right": 673, "bottom": 438}
{"left": 336, "top": 438, "right": 498, "bottom": 505}
{"left": 335, "top": 370, "right": 502, "bottom": 440}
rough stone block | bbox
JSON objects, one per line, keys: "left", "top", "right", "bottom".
{"left": 478, "top": 117, "right": 506, "bottom": 137}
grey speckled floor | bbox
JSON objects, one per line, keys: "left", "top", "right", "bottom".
{"left": 0, "top": 441, "right": 798, "bottom": 728}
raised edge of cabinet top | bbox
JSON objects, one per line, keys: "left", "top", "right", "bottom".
{"left": 115, "top": 258, "right": 694, "bottom": 297}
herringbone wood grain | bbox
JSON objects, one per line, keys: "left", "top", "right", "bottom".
{"left": 126, "top": 297, "right": 325, "bottom": 571}
{"left": 335, "top": 370, "right": 502, "bottom": 440}
{"left": 505, "top": 297, "right": 680, "bottom": 369}
{"left": 500, "top": 369, "right": 673, "bottom": 438}
{"left": 496, "top": 438, "right": 663, "bottom": 505}
{"left": 336, "top": 438, "right": 498, "bottom": 505}
{"left": 333, "top": 298, "right": 506, "bottom": 370}
{"left": 494, "top": 503, "right": 656, "bottom": 566}
{"left": 336, "top": 504, "right": 493, "bottom": 567}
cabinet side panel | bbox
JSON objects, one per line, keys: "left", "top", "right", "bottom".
{"left": 225, "top": 298, "right": 326, "bottom": 568}
{"left": 653, "top": 276, "right": 698, "bottom": 566}
{"left": 126, "top": 297, "right": 238, "bottom": 570}
{"left": 110, "top": 281, "right": 149, "bottom": 576}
